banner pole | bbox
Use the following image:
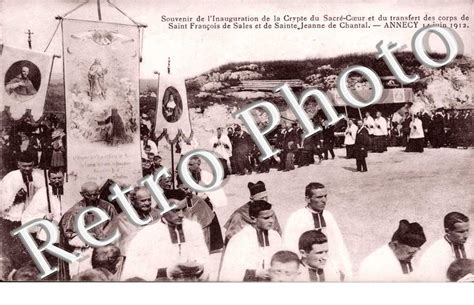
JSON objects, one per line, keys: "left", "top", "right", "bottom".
{"left": 42, "top": 53, "right": 59, "bottom": 214}
{"left": 97, "top": 0, "right": 102, "bottom": 21}
{"left": 171, "top": 143, "right": 175, "bottom": 190}
{"left": 59, "top": 19, "right": 68, "bottom": 183}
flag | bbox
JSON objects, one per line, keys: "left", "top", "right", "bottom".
{"left": 0, "top": 45, "right": 54, "bottom": 120}
{"left": 392, "top": 88, "right": 406, "bottom": 104}
{"left": 62, "top": 19, "right": 142, "bottom": 203}
{"left": 155, "top": 74, "right": 192, "bottom": 141}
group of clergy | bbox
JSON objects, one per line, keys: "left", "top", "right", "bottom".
{"left": 0, "top": 152, "right": 472, "bottom": 282}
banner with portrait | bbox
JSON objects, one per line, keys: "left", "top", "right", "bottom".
{"left": 0, "top": 45, "right": 54, "bottom": 120}
{"left": 62, "top": 19, "right": 142, "bottom": 203}
{"left": 155, "top": 74, "right": 192, "bottom": 141}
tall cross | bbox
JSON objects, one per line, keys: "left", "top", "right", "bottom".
{"left": 25, "top": 29, "right": 34, "bottom": 49}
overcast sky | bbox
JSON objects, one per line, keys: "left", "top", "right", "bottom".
{"left": 2, "top": 0, "right": 472, "bottom": 78}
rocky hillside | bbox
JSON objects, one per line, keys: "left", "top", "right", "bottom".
{"left": 185, "top": 52, "right": 473, "bottom": 111}
{"left": 44, "top": 52, "right": 473, "bottom": 121}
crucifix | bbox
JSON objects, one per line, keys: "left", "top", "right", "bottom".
{"left": 25, "top": 29, "right": 34, "bottom": 49}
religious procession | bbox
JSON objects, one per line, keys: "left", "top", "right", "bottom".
{"left": 1, "top": 1, "right": 473, "bottom": 283}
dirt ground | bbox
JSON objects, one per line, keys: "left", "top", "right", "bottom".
{"left": 204, "top": 146, "right": 473, "bottom": 278}
{"left": 5, "top": 143, "right": 472, "bottom": 281}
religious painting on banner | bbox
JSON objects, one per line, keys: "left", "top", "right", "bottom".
{"left": 155, "top": 74, "right": 192, "bottom": 141}
{"left": 0, "top": 45, "right": 54, "bottom": 120}
{"left": 392, "top": 88, "right": 406, "bottom": 104}
{"left": 62, "top": 19, "right": 142, "bottom": 203}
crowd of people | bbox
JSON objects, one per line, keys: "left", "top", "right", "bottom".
{"left": 0, "top": 160, "right": 472, "bottom": 282}
{"left": 1, "top": 106, "right": 67, "bottom": 177}
{"left": 146, "top": 108, "right": 474, "bottom": 179}
{"left": 0, "top": 104, "right": 472, "bottom": 282}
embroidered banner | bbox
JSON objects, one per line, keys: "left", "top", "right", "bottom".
{"left": 62, "top": 19, "right": 142, "bottom": 202}
{"left": 0, "top": 45, "right": 54, "bottom": 120}
{"left": 155, "top": 74, "right": 192, "bottom": 141}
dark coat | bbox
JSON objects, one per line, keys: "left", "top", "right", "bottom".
{"left": 354, "top": 127, "right": 370, "bottom": 158}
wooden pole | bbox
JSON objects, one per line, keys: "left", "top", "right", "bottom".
{"left": 43, "top": 169, "right": 52, "bottom": 213}
{"left": 97, "top": 0, "right": 102, "bottom": 21}
{"left": 171, "top": 143, "right": 175, "bottom": 189}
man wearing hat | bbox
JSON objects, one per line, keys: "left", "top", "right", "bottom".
{"left": 0, "top": 152, "right": 45, "bottom": 268}
{"left": 223, "top": 181, "right": 282, "bottom": 244}
{"left": 358, "top": 219, "right": 426, "bottom": 281}
{"left": 121, "top": 189, "right": 209, "bottom": 281}
{"left": 418, "top": 212, "right": 471, "bottom": 281}
{"left": 219, "top": 200, "right": 282, "bottom": 281}
{"left": 283, "top": 182, "right": 352, "bottom": 279}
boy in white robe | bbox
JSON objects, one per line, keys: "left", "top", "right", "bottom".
{"left": 363, "top": 112, "right": 375, "bottom": 136}
{"left": 21, "top": 168, "right": 64, "bottom": 241}
{"left": 373, "top": 111, "right": 388, "bottom": 152}
{"left": 209, "top": 127, "right": 232, "bottom": 178}
{"left": 297, "top": 230, "right": 343, "bottom": 282}
{"left": 121, "top": 190, "right": 209, "bottom": 281}
{"left": 219, "top": 200, "right": 282, "bottom": 281}
{"left": 358, "top": 219, "right": 426, "bottom": 282}
{"left": 344, "top": 119, "right": 358, "bottom": 158}
{"left": 418, "top": 212, "right": 471, "bottom": 281}
{"left": 283, "top": 182, "right": 352, "bottom": 279}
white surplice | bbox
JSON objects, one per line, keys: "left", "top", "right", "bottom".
{"left": 296, "top": 259, "right": 343, "bottom": 282}
{"left": 219, "top": 225, "right": 281, "bottom": 281}
{"left": 283, "top": 207, "right": 353, "bottom": 279}
{"left": 0, "top": 169, "right": 45, "bottom": 221}
{"left": 21, "top": 186, "right": 62, "bottom": 240}
{"left": 417, "top": 237, "right": 472, "bottom": 282}
{"left": 358, "top": 244, "right": 417, "bottom": 282}
{"left": 120, "top": 219, "right": 209, "bottom": 281}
